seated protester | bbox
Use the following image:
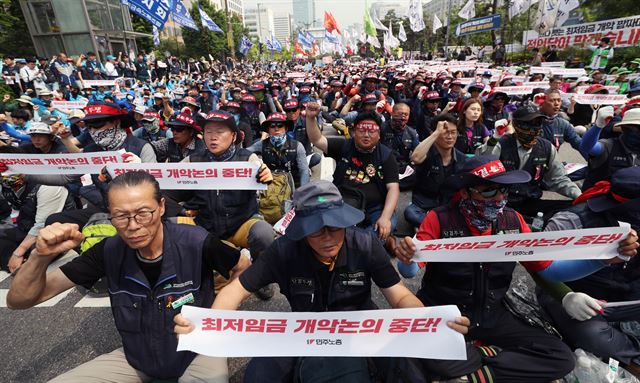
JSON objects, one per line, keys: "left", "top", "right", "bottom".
{"left": 176, "top": 111, "right": 275, "bottom": 300}
{"left": 306, "top": 102, "right": 399, "bottom": 244}
{"left": 178, "top": 96, "right": 200, "bottom": 116}
{"left": 538, "top": 166, "right": 640, "bottom": 373}
{"left": 247, "top": 113, "right": 309, "bottom": 188}
{"left": 151, "top": 113, "right": 205, "bottom": 163}
{"left": 379, "top": 102, "right": 419, "bottom": 190}
{"left": 580, "top": 107, "right": 640, "bottom": 190}
{"left": 240, "top": 94, "right": 265, "bottom": 143}
{"left": 404, "top": 114, "right": 466, "bottom": 228}
{"left": 477, "top": 104, "right": 581, "bottom": 219}
{"left": 567, "top": 85, "right": 620, "bottom": 136}
{"left": 0, "top": 147, "right": 75, "bottom": 273}
{"left": 132, "top": 110, "right": 173, "bottom": 143}
{"left": 607, "top": 67, "right": 633, "bottom": 94}
{"left": 20, "top": 121, "right": 67, "bottom": 154}
{"left": 151, "top": 92, "right": 175, "bottom": 121}
{"left": 7, "top": 171, "right": 249, "bottom": 382}
{"left": 174, "top": 180, "right": 471, "bottom": 382}
{"left": 221, "top": 101, "right": 252, "bottom": 149}
{"left": 414, "top": 91, "right": 446, "bottom": 141}
{"left": 540, "top": 89, "right": 582, "bottom": 151}
{"left": 3, "top": 102, "right": 157, "bottom": 229}
{"left": 197, "top": 88, "right": 215, "bottom": 114}
{"left": 440, "top": 78, "right": 464, "bottom": 106}
{"left": 482, "top": 91, "right": 509, "bottom": 132}
{"left": 0, "top": 109, "right": 32, "bottom": 142}
{"left": 455, "top": 98, "right": 490, "bottom": 155}
{"left": 395, "top": 155, "right": 637, "bottom": 383}
{"left": 339, "top": 93, "right": 382, "bottom": 126}
{"left": 464, "top": 81, "right": 486, "bottom": 102}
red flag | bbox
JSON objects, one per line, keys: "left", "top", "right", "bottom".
{"left": 324, "top": 11, "right": 341, "bottom": 35}
{"left": 295, "top": 42, "right": 307, "bottom": 55}
{"left": 346, "top": 45, "right": 354, "bottom": 56}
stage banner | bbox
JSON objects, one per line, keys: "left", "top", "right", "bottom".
{"left": 412, "top": 226, "right": 629, "bottom": 263}
{"left": 177, "top": 306, "right": 467, "bottom": 359}
{"left": 0, "top": 151, "right": 124, "bottom": 175}
{"left": 455, "top": 14, "right": 502, "bottom": 37}
{"left": 106, "top": 162, "right": 267, "bottom": 190}
{"left": 523, "top": 14, "right": 640, "bottom": 49}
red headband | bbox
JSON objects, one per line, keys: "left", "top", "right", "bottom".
{"left": 84, "top": 104, "right": 125, "bottom": 117}
{"left": 354, "top": 121, "right": 380, "bottom": 132}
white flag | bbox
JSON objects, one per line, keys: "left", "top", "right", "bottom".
{"left": 367, "top": 34, "right": 381, "bottom": 48}
{"left": 458, "top": 0, "right": 476, "bottom": 20}
{"left": 508, "top": 0, "right": 534, "bottom": 19}
{"left": 386, "top": 21, "right": 400, "bottom": 48}
{"left": 535, "top": 0, "right": 560, "bottom": 34}
{"left": 398, "top": 22, "right": 407, "bottom": 42}
{"left": 371, "top": 7, "right": 389, "bottom": 31}
{"left": 407, "top": 0, "right": 425, "bottom": 32}
{"left": 555, "top": 0, "right": 580, "bottom": 26}
{"left": 433, "top": 14, "right": 443, "bottom": 34}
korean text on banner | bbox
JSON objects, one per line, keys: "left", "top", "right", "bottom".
{"left": 106, "top": 162, "right": 267, "bottom": 190}
{"left": 0, "top": 151, "right": 125, "bottom": 175}
{"left": 412, "top": 226, "right": 629, "bottom": 263}
{"left": 572, "top": 94, "right": 629, "bottom": 105}
{"left": 51, "top": 100, "right": 88, "bottom": 110}
{"left": 177, "top": 306, "right": 466, "bottom": 359}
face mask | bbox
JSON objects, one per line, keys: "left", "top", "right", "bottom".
{"left": 142, "top": 119, "right": 160, "bottom": 134}
{"left": 390, "top": 117, "right": 407, "bottom": 131}
{"left": 254, "top": 92, "right": 265, "bottom": 102}
{"left": 242, "top": 103, "right": 258, "bottom": 115}
{"left": 514, "top": 125, "right": 541, "bottom": 149}
{"left": 269, "top": 134, "right": 287, "bottom": 148}
{"left": 622, "top": 129, "right": 640, "bottom": 152}
{"left": 459, "top": 197, "right": 508, "bottom": 231}
{"left": 89, "top": 125, "right": 127, "bottom": 150}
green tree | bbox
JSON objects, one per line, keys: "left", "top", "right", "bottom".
{"left": 131, "top": 14, "right": 153, "bottom": 53}
{"left": 0, "top": 0, "right": 35, "bottom": 57}
{"left": 580, "top": 0, "right": 639, "bottom": 21}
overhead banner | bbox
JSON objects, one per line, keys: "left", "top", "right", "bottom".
{"left": 411, "top": 226, "right": 629, "bottom": 263}
{"left": 83, "top": 80, "right": 117, "bottom": 87}
{"left": 493, "top": 83, "right": 550, "bottom": 95}
{"left": 172, "top": 0, "right": 199, "bottom": 31}
{"left": 51, "top": 100, "right": 88, "bottom": 110}
{"left": 574, "top": 85, "right": 620, "bottom": 94}
{"left": 106, "top": 162, "right": 267, "bottom": 190}
{"left": 529, "top": 67, "right": 586, "bottom": 77}
{"left": 0, "top": 151, "right": 125, "bottom": 175}
{"left": 177, "top": 306, "right": 467, "bottom": 359}
{"left": 121, "top": 0, "right": 174, "bottom": 30}
{"left": 524, "top": 14, "right": 640, "bottom": 49}
{"left": 455, "top": 14, "right": 502, "bottom": 37}
{"left": 572, "top": 94, "right": 629, "bottom": 105}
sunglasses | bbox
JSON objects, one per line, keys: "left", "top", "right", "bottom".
{"left": 469, "top": 185, "right": 509, "bottom": 198}
{"left": 171, "top": 126, "right": 188, "bottom": 132}
{"left": 269, "top": 123, "right": 286, "bottom": 129}
{"left": 85, "top": 120, "right": 110, "bottom": 130}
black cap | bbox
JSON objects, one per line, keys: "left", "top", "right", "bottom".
{"left": 512, "top": 103, "right": 545, "bottom": 123}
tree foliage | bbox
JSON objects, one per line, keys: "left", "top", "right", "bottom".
{"left": 580, "top": 0, "right": 640, "bottom": 22}
{"left": 131, "top": 14, "right": 153, "bottom": 54}
{"left": 0, "top": 0, "right": 35, "bottom": 57}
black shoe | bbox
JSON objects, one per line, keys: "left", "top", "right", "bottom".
{"left": 255, "top": 284, "right": 274, "bottom": 301}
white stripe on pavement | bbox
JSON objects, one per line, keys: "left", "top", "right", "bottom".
{"left": 74, "top": 295, "right": 111, "bottom": 307}
{"left": 0, "top": 288, "right": 73, "bottom": 307}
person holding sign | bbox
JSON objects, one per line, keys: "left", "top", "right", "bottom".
{"left": 174, "top": 180, "right": 471, "bottom": 382}
{"left": 395, "top": 155, "right": 637, "bottom": 382}
{"left": 7, "top": 171, "right": 249, "bottom": 382}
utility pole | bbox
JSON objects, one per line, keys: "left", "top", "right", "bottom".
{"left": 225, "top": 0, "right": 235, "bottom": 59}
{"left": 444, "top": 0, "right": 452, "bottom": 59}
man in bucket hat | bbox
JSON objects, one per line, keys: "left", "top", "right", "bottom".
{"left": 174, "top": 180, "right": 470, "bottom": 382}
{"left": 537, "top": 166, "right": 640, "bottom": 375}
{"left": 395, "top": 155, "right": 637, "bottom": 382}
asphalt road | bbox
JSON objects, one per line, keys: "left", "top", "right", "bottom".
{"left": 0, "top": 130, "right": 587, "bottom": 382}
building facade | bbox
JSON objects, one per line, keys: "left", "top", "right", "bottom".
{"left": 273, "top": 13, "right": 293, "bottom": 45}
{"left": 423, "top": 0, "right": 467, "bottom": 20}
{"left": 244, "top": 5, "right": 274, "bottom": 43}
{"left": 292, "top": 0, "right": 315, "bottom": 29}
{"left": 18, "top": 0, "right": 148, "bottom": 59}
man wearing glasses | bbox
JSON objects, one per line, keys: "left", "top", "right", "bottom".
{"left": 394, "top": 155, "right": 638, "bottom": 382}
{"left": 477, "top": 104, "right": 581, "bottom": 220}
{"left": 151, "top": 112, "right": 206, "bottom": 163}
{"left": 306, "top": 102, "right": 400, "bottom": 246}
{"left": 7, "top": 171, "right": 249, "bottom": 382}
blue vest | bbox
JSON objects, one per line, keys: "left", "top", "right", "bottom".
{"left": 103, "top": 223, "right": 212, "bottom": 379}
{"left": 166, "top": 137, "right": 206, "bottom": 163}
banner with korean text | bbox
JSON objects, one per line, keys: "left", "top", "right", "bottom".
{"left": 51, "top": 100, "right": 88, "bottom": 110}
{"left": 524, "top": 14, "right": 640, "bottom": 49}
{"left": 0, "top": 151, "right": 125, "bottom": 175}
{"left": 177, "top": 306, "right": 466, "bottom": 359}
{"left": 412, "top": 226, "right": 629, "bottom": 263}
{"left": 106, "top": 162, "right": 267, "bottom": 190}
{"left": 572, "top": 94, "right": 629, "bottom": 105}
{"left": 493, "top": 84, "right": 550, "bottom": 95}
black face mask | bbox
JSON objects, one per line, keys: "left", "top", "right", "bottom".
{"left": 514, "top": 125, "right": 541, "bottom": 149}
{"left": 622, "top": 127, "right": 640, "bottom": 152}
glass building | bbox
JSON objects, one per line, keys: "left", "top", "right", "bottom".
{"left": 19, "top": 0, "right": 151, "bottom": 59}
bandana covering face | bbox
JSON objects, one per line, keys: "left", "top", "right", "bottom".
{"left": 513, "top": 125, "right": 541, "bottom": 150}
{"left": 622, "top": 129, "right": 640, "bottom": 153}
{"left": 89, "top": 125, "right": 127, "bottom": 150}
{"left": 269, "top": 134, "right": 287, "bottom": 148}
{"left": 459, "top": 197, "right": 508, "bottom": 232}
{"left": 142, "top": 119, "right": 160, "bottom": 134}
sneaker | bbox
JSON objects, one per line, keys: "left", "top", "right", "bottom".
{"left": 255, "top": 283, "right": 274, "bottom": 301}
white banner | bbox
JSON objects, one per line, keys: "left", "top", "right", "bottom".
{"left": 177, "top": 306, "right": 467, "bottom": 359}
{"left": 574, "top": 85, "right": 620, "bottom": 94}
{"left": 529, "top": 67, "right": 586, "bottom": 77}
{"left": 493, "top": 83, "right": 550, "bottom": 95}
{"left": 524, "top": 14, "right": 640, "bottom": 49}
{"left": 412, "top": 226, "right": 629, "bottom": 263}
{"left": 0, "top": 150, "right": 125, "bottom": 175}
{"left": 573, "top": 94, "right": 629, "bottom": 105}
{"left": 83, "top": 80, "right": 117, "bottom": 87}
{"left": 106, "top": 162, "right": 267, "bottom": 190}
{"left": 51, "top": 100, "right": 88, "bottom": 110}
{"left": 540, "top": 61, "right": 566, "bottom": 67}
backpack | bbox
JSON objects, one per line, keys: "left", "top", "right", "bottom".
{"left": 80, "top": 212, "right": 117, "bottom": 254}
{"left": 259, "top": 171, "right": 294, "bottom": 224}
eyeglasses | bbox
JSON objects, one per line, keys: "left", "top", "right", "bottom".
{"left": 85, "top": 120, "right": 111, "bottom": 130}
{"left": 109, "top": 209, "right": 157, "bottom": 228}
{"left": 269, "top": 123, "right": 286, "bottom": 129}
{"left": 469, "top": 186, "right": 509, "bottom": 198}
{"left": 307, "top": 226, "right": 343, "bottom": 238}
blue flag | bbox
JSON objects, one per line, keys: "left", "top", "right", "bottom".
{"left": 297, "top": 31, "right": 311, "bottom": 48}
{"left": 121, "top": 0, "right": 174, "bottom": 30}
{"left": 265, "top": 37, "right": 274, "bottom": 51}
{"left": 271, "top": 35, "right": 283, "bottom": 52}
{"left": 199, "top": 6, "right": 223, "bottom": 33}
{"left": 305, "top": 31, "right": 316, "bottom": 44}
{"left": 172, "top": 0, "right": 199, "bottom": 31}
{"left": 324, "top": 31, "right": 340, "bottom": 45}
{"left": 239, "top": 35, "right": 253, "bottom": 55}
{"left": 153, "top": 26, "right": 160, "bottom": 46}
